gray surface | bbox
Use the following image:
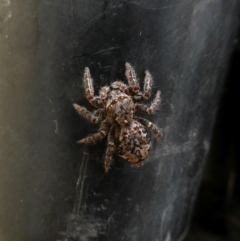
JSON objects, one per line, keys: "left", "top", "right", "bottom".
{"left": 0, "top": 0, "right": 239, "bottom": 241}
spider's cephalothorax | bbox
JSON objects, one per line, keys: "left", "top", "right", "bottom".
{"left": 105, "top": 89, "right": 135, "bottom": 125}
{"left": 73, "top": 62, "right": 162, "bottom": 173}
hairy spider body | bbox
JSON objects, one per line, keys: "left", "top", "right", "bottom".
{"left": 116, "top": 120, "right": 151, "bottom": 166}
{"left": 73, "top": 63, "right": 162, "bottom": 173}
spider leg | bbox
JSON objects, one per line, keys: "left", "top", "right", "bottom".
{"left": 83, "top": 67, "right": 102, "bottom": 107}
{"left": 99, "top": 86, "right": 110, "bottom": 105}
{"left": 135, "top": 117, "right": 162, "bottom": 140}
{"left": 73, "top": 103, "right": 104, "bottom": 124}
{"left": 133, "top": 70, "right": 153, "bottom": 102}
{"left": 111, "top": 81, "right": 130, "bottom": 94}
{"left": 104, "top": 126, "right": 115, "bottom": 173}
{"left": 77, "top": 119, "right": 109, "bottom": 144}
{"left": 125, "top": 62, "right": 140, "bottom": 94}
{"left": 135, "top": 90, "right": 161, "bottom": 114}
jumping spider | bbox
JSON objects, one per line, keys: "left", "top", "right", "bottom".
{"left": 73, "top": 62, "right": 162, "bottom": 173}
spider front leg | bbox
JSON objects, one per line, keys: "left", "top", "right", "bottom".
{"left": 83, "top": 67, "right": 102, "bottom": 107}
{"left": 125, "top": 62, "right": 140, "bottom": 94}
{"left": 135, "top": 117, "right": 162, "bottom": 140}
{"left": 104, "top": 126, "right": 115, "bottom": 173}
{"left": 77, "top": 119, "right": 109, "bottom": 144}
{"left": 135, "top": 90, "right": 161, "bottom": 114}
{"left": 133, "top": 70, "right": 153, "bottom": 101}
{"left": 73, "top": 103, "right": 104, "bottom": 124}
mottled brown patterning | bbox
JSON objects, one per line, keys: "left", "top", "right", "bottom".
{"left": 73, "top": 62, "right": 162, "bottom": 173}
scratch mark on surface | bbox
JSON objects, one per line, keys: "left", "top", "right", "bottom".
{"left": 1, "top": 0, "right": 12, "bottom": 23}
{"left": 97, "top": 62, "right": 102, "bottom": 68}
{"left": 53, "top": 120, "right": 58, "bottom": 134}
{"left": 1, "top": 0, "right": 10, "bottom": 7}
{"left": 164, "top": 232, "right": 171, "bottom": 241}
{"left": 61, "top": 149, "right": 107, "bottom": 240}
{"left": 3, "top": 11, "right": 12, "bottom": 22}
{"left": 160, "top": 210, "right": 166, "bottom": 239}
{"left": 92, "top": 46, "right": 121, "bottom": 55}
{"left": 107, "top": 212, "right": 115, "bottom": 224}
{"left": 75, "top": 150, "right": 89, "bottom": 215}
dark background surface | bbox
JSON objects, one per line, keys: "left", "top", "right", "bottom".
{"left": 0, "top": 0, "right": 239, "bottom": 241}
{"left": 185, "top": 39, "right": 240, "bottom": 241}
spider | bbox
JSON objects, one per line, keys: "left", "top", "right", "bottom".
{"left": 73, "top": 62, "right": 162, "bottom": 173}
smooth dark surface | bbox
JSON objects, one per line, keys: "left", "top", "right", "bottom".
{"left": 185, "top": 44, "right": 240, "bottom": 241}
{"left": 0, "top": 1, "right": 239, "bottom": 241}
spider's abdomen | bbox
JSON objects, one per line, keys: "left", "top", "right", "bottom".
{"left": 106, "top": 90, "right": 135, "bottom": 125}
{"left": 117, "top": 120, "right": 151, "bottom": 164}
